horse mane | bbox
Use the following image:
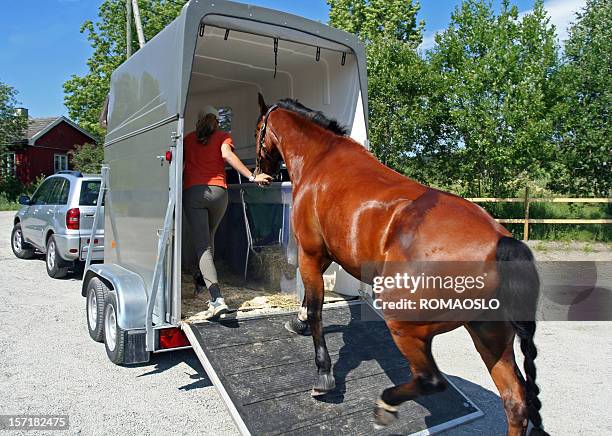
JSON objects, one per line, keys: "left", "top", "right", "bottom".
{"left": 277, "top": 98, "right": 349, "bottom": 136}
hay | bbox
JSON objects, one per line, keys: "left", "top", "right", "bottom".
{"left": 181, "top": 272, "right": 300, "bottom": 322}
{"left": 248, "top": 245, "right": 296, "bottom": 289}
{"left": 181, "top": 256, "right": 351, "bottom": 323}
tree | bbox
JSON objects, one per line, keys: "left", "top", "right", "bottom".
{"left": 0, "top": 81, "right": 27, "bottom": 155}
{"left": 64, "top": 0, "right": 187, "bottom": 141}
{"left": 328, "top": 0, "right": 433, "bottom": 171}
{"left": 328, "top": 0, "right": 423, "bottom": 45}
{"left": 70, "top": 143, "right": 104, "bottom": 174}
{"left": 550, "top": 0, "right": 611, "bottom": 197}
{"left": 427, "top": 0, "right": 560, "bottom": 197}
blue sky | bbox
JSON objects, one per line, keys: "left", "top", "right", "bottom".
{"left": 0, "top": 0, "right": 585, "bottom": 118}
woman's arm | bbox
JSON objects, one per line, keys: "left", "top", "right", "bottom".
{"left": 221, "top": 143, "right": 272, "bottom": 185}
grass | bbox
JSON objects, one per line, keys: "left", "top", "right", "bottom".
{"left": 0, "top": 194, "right": 19, "bottom": 211}
{"left": 481, "top": 201, "right": 612, "bottom": 242}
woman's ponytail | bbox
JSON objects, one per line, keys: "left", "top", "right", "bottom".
{"left": 196, "top": 113, "right": 218, "bottom": 144}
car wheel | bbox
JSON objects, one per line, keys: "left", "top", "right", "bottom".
{"left": 45, "top": 235, "right": 69, "bottom": 279}
{"left": 86, "top": 277, "right": 109, "bottom": 342}
{"left": 11, "top": 223, "right": 35, "bottom": 259}
{"left": 104, "top": 292, "right": 126, "bottom": 365}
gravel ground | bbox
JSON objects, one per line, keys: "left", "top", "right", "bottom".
{"left": 1, "top": 211, "right": 611, "bottom": 435}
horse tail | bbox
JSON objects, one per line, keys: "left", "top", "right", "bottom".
{"left": 496, "top": 236, "right": 548, "bottom": 436}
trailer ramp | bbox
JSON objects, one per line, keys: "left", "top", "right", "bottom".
{"left": 183, "top": 302, "right": 482, "bottom": 435}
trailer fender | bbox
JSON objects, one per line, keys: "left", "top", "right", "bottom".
{"left": 82, "top": 264, "right": 148, "bottom": 330}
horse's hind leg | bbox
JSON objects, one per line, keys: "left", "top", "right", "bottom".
{"left": 466, "top": 321, "right": 528, "bottom": 436}
{"left": 374, "top": 326, "right": 448, "bottom": 427}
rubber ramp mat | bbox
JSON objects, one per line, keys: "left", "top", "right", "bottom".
{"left": 185, "top": 302, "right": 482, "bottom": 435}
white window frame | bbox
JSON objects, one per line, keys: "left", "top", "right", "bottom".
{"left": 54, "top": 154, "right": 68, "bottom": 173}
{"left": 2, "top": 152, "right": 16, "bottom": 176}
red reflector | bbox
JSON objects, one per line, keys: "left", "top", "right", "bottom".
{"left": 165, "top": 150, "right": 172, "bottom": 162}
{"left": 66, "top": 208, "right": 80, "bottom": 230}
{"left": 159, "top": 328, "right": 190, "bottom": 349}
{"left": 69, "top": 248, "right": 78, "bottom": 253}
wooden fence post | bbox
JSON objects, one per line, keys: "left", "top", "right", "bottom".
{"left": 523, "top": 187, "right": 530, "bottom": 241}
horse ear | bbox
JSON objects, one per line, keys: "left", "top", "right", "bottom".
{"left": 258, "top": 93, "right": 268, "bottom": 116}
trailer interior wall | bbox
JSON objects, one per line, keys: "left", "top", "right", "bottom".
{"left": 184, "top": 21, "right": 367, "bottom": 162}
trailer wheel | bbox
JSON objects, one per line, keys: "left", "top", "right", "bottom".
{"left": 104, "top": 292, "right": 126, "bottom": 365}
{"left": 11, "top": 223, "right": 35, "bottom": 259}
{"left": 86, "top": 277, "right": 108, "bottom": 342}
{"left": 45, "top": 235, "right": 69, "bottom": 279}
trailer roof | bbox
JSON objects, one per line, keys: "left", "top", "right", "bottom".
{"left": 106, "top": 0, "right": 367, "bottom": 144}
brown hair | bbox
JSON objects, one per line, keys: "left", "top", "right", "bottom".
{"left": 196, "top": 113, "right": 218, "bottom": 144}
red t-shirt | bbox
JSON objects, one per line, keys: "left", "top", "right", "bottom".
{"left": 183, "top": 130, "right": 234, "bottom": 190}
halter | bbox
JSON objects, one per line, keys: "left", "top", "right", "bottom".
{"left": 255, "top": 104, "right": 281, "bottom": 178}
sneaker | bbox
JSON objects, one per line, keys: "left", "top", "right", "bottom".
{"left": 203, "top": 298, "right": 229, "bottom": 319}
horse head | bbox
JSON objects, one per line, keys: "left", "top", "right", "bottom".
{"left": 254, "top": 93, "right": 282, "bottom": 178}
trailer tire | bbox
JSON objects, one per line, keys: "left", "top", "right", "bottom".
{"left": 86, "top": 277, "right": 108, "bottom": 342}
{"left": 104, "top": 292, "right": 126, "bottom": 365}
{"left": 11, "top": 223, "right": 35, "bottom": 259}
{"left": 45, "top": 235, "right": 69, "bottom": 279}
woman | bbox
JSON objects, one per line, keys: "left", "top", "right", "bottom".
{"left": 183, "top": 106, "right": 272, "bottom": 319}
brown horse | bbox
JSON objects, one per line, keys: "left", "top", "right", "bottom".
{"left": 254, "top": 94, "right": 547, "bottom": 436}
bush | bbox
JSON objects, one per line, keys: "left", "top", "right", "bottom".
{"left": 0, "top": 192, "right": 19, "bottom": 211}
{"left": 69, "top": 143, "right": 103, "bottom": 174}
{"left": 0, "top": 174, "right": 45, "bottom": 203}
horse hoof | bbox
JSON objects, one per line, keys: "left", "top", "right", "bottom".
{"left": 373, "top": 401, "right": 399, "bottom": 428}
{"left": 311, "top": 373, "right": 335, "bottom": 397}
{"left": 285, "top": 318, "right": 310, "bottom": 336}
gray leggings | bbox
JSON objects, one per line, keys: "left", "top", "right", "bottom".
{"left": 183, "top": 185, "right": 228, "bottom": 288}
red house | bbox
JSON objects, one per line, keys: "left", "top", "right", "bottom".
{"left": 5, "top": 110, "right": 97, "bottom": 185}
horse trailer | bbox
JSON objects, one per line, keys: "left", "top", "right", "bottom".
{"left": 82, "top": 1, "right": 482, "bottom": 434}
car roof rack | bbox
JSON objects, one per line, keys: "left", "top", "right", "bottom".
{"left": 57, "top": 170, "right": 83, "bottom": 177}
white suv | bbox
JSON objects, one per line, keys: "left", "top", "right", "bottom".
{"left": 11, "top": 171, "right": 104, "bottom": 278}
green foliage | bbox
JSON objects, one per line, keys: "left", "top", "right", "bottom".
{"left": 0, "top": 81, "right": 27, "bottom": 154}
{"left": 481, "top": 200, "right": 611, "bottom": 241}
{"left": 328, "top": 0, "right": 431, "bottom": 171}
{"left": 0, "top": 193, "right": 19, "bottom": 211}
{"left": 426, "top": 0, "right": 560, "bottom": 197}
{"left": 70, "top": 143, "right": 104, "bottom": 174}
{"left": 63, "top": 0, "right": 188, "bottom": 141}
{"left": 0, "top": 173, "right": 44, "bottom": 203}
{"left": 549, "top": 0, "right": 611, "bottom": 197}
{"left": 328, "top": 0, "right": 424, "bottom": 45}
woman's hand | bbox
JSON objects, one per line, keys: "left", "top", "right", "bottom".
{"left": 254, "top": 173, "right": 273, "bottom": 186}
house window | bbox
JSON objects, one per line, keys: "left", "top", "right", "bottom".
{"left": 54, "top": 154, "right": 68, "bottom": 173}
{"left": 2, "top": 152, "right": 16, "bottom": 176}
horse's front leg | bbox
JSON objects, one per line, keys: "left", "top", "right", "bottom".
{"left": 297, "top": 252, "right": 334, "bottom": 396}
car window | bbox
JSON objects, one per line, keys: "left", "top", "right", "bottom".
{"left": 79, "top": 180, "right": 103, "bottom": 206}
{"left": 47, "top": 178, "right": 66, "bottom": 205}
{"left": 30, "top": 179, "right": 56, "bottom": 206}
{"left": 57, "top": 178, "right": 70, "bottom": 205}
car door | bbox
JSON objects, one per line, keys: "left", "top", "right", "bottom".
{"left": 22, "top": 178, "right": 55, "bottom": 248}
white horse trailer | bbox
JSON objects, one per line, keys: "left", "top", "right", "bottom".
{"left": 82, "top": 1, "right": 482, "bottom": 434}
